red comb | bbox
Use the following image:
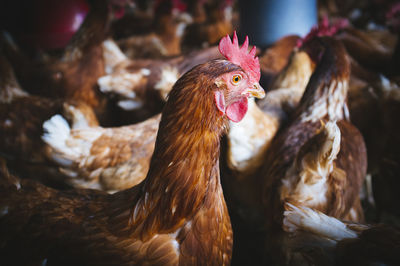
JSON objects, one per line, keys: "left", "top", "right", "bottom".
{"left": 218, "top": 31, "right": 260, "bottom": 84}
{"left": 297, "top": 16, "right": 349, "bottom": 47}
{"left": 172, "top": 0, "right": 187, "bottom": 12}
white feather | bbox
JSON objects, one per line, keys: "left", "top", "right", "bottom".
{"left": 42, "top": 115, "right": 101, "bottom": 166}
{"left": 283, "top": 203, "right": 358, "bottom": 241}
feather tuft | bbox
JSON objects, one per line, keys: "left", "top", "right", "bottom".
{"left": 283, "top": 203, "right": 358, "bottom": 241}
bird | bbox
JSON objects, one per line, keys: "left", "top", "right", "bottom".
{"left": 0, "top": 33, "right": 264, "bottom": 265}
{"left": 258, "top": 36, "right": 367, "bottom": 265}
{"left": 261, "top": 36, "right": 367, "bottom": 225}
{"left": 116, "top": 0, "right": 193, "bottom": 59}
{"left": 181, "top": 0, "right": 234, "bottom": 51}
{"left": 258, "top": 34, "right": 302, "bottom": 88}
{"left": 42, "top": 114, "right": 160, "bottom": 192}
{"left": 0, "top": 54, "right": 98, "bottom": 189}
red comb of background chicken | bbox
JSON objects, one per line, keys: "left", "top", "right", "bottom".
{"left": 218, "top": 31, "right": 260, "bottom": 84}
{"left": 172, "top": 0, "right": 187, "bottom": 12}
{"left": 386, "top": 2, "right": 400, "bottom": 32}
{"left": 155, "top": 0, "right": 187, "bottom": 14}
{"left": 386, "top": 2, "right": 400, "bottom": 19}
{"left": 297, "top": 16, "right": 349, "bottom": 47}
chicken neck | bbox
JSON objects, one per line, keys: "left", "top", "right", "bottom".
{"left": 118, "top": 60, "right": 235, "bottom": 239}
{"left": 297, "top": 37, "right": 350, "bottom": 123}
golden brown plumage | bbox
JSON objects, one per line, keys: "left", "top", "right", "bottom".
{"left": 0, "top": 56, "right": 265, "bottom": 265}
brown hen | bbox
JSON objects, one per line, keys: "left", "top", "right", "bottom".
{"left": 258, "top": 37, "right": 367, "bottom": 264}
{"left": 0, "top": 34, "right": 265, "bottom": 265}
{"left": 42, "top": 114, "right": 160, "bottom": 192}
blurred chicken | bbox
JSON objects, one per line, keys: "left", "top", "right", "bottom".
{"left": 262, "top": 36, "right": 367, "bottom": 227}
{"left": 182, "top": 0, "right": 234, "bottom": 51}
{"left": 258, "top": 35, "right": 302, "bottom": 88}
{"left": 0, "top": 54, "right": 98, "bottom": 187}
{"left": 2, "top": 0, "right": 130, "bottom": 126}
{"left": 336, "top": 27, "right": 397, "bottom": 74}
{"left": 42, "top": 114, "right": 160, "bottom": 192}
{"left": 98, "top": 41, "right": 222, "bottom": 121}
{"left": 0, "top": 34, "right": 265, "bottom": 265}
{"left": 369, "top": 77, "right": 400, "bottom": 222}
{"left": 116, "top": 0, "right": 193, "bottom": 59}
{"left": 283, "top": 203, "right": 400, "bottom": 266}
{"left": 258, "top": 37, "right": 367, "bottom": 265}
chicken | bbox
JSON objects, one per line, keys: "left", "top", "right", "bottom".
{"left": 258, "top": 35, "right": 302, "bottom": 88}
{"left": 42, "top": 114, "right": 160, "bottom": 192}
{"left": 283, "top": 203, "right": 400, "bottom": 266}
{"left": 0, "top": 54, "right": 98, "bottom": 188}
{"left": 2, "top": 0, "right": 130, "bottom": 126}
{"left": 336, "top": 27, "right": 397, "bottom": 75}
{"left": 0, "top": 34, "right": 265, "bottom": 265}
{"left": 261, "top": 36, "right": 367, "bottom": 228}
{"left": 182, "top": 0, "right": 234, "bottom": 51}
{"left": 279, "top": 120, "right": 365, "bottom": 221}
{"left": 116, "top": 0, "right": 192, "bottom": 59}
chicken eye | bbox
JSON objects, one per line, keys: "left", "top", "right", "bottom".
{"left": 231, "top": 74, "right": 242, "bottom": 85}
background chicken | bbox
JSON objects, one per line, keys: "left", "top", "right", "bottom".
{"left": 262, "top": 36, "right": 366, "bottom": 223}
{"left": 181, "top": 0, "right": 234, "bottom": 51}
{"left": 257, "top": 36, "right": 367, "bottom": 265}
{"left": 42, "top": 114, "right": 160, "bottom": 192}
{"left": 116, "top": 0, "right": 193, "bottom": 59}
{"left": 0, "top": 54, "right": 98, "bottom": 188}
{"left": 0, "top": 34, "right": 264, "bottom": 265}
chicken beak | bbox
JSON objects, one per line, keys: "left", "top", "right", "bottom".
{"left": 243, "top": 83, "right": 265, "bottom": 99}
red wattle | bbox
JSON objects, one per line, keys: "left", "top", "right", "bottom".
{"left": 226, "top": 97, "right": 248, "bottom": 122}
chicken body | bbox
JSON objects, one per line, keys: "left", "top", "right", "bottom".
{"left": 42, "top": 114, "right": 160, "bottom": 192}
{"left": 258, "top": 37, "right": 367, "bottom": 265}
{"left": 0, "top": 59, "right": 265, "bottom": 265}
{"left": 0, "top": 55, "right": 98, "bottom": 188}
{"left": 262, "top": 37, "right": 366, "bottom": 226}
